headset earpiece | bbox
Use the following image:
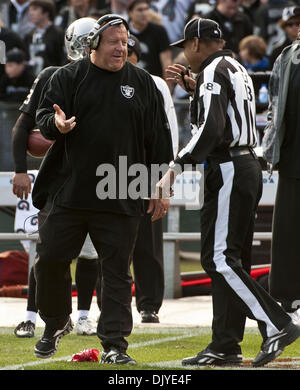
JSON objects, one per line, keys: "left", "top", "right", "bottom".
{"left": 87, "top": 14, "right": 129, "bottom": 50}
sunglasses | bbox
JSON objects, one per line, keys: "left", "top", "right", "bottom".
{"left": 285, "top": 21, "right": 300, "bottom": 27}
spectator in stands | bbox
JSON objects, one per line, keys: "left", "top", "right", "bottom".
{"left": 0, "top": 16, "right": 27, "bottom": 54}
{"left": 127, "top": 0, "right": 172, "bottom": 81}
{"left": 55, "top": 0, "right": 98, "bottom": 31}
{"left": 94, "top": 0, "right": 111, "bottom": 12}
{"left": 238, "top": 34, "right": 271, "bottom": 110}
{"left": 110, "top": 0, "right": 130, "bottom": 18}
{"left": 0, "top": 0, "right": 34, "bottom": 36}
{"left": 239, "top": 35, "right": 270, "bottom": 71}
{"left": 240, "top": 0, "right": 261, "bottom": 24}
{"left": 255, "top": 0, "right": 294, "bottom": 57}
{"left": 269, "top": 6, "right": 300, "bottom": 67}
{"left": 204, "top": 0, "right": 253, "bottom": 55}
{"left": 24, "top": 0, "right": 66, "bottom": 76}
{"left": 0, "top": 16, "right": 28, "bottom": 78}
{"left": 53, "top": 0, "right": 67, "bottom": 12}
{"left": 0, "top": 48, "right": 35, "bottom": 103}
{"left": 186, "top": 0, "right": 215, "bottom": 22}
{"left": 149, "top": 0, "right": 195, "bottom": 45}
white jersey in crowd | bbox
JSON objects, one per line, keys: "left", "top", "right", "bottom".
{"left": 150, "top": 0, "right": 195, "bottom": 43}
{"left": 0, "top": 0, "right": 34, "bottom": 37}
{"left": 151, "top": 74, "right": 179, "bottom": 157}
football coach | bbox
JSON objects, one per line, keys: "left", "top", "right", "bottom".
{"left": 32, "top": 14, "right": 173, "bottom": 364}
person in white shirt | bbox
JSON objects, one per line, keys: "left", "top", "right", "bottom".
{"left": 150, "top": 0, "right": 195, "bottom": 44}
{"left": 0, "top": 0, "right": 34, "bottom": 36}
{"left": 126, "top": 33, "right": 178, "bottom": 323}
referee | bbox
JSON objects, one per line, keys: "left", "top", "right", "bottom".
{"left": 158, "top": 17, "right": 300, "bottom": 367}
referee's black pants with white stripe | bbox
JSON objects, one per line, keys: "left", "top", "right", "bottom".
{"left": 201, "top": 153, "right": 291, "bottom": 354}
{"left": 34, "top": 202, "right": 140, "bottom": 353}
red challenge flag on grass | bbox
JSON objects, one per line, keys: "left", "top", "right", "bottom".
{"left": 70, "top": 348, "right": 100, "bottom": 362}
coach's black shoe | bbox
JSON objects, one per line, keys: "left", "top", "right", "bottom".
{"left": 100, "top": 347, "right": 136, "bottom": 365}
{"left": 140, "top": 310, "right": 159, "bottom": 323}
{"left": 253, "top": 321, "right": 300, "bottom": 367}
{"left": 34, "top": 317, "right": 73, "bottom": 359}
{"left": 182, "top": 347, "right": 243, "bottom": 366}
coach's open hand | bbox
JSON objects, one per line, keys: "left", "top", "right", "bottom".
{"left": 149, "top": 168, "right": 178, "bottom": 221}
{"left": 147, "top": 198, "right": 170, "bottom": 222}
{"left": 54, "top": 104, "right": 76, "bottom": 134}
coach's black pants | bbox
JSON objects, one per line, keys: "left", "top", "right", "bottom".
{"left": 26, "top": 257, "right": 100, "bottom": 313}
{"left": 34, "top": 202, "right": 140, "bottom": 352}
{"left": 201, "top": 153, "right": 290, "bottom": 354}
{"left": 132, "top": 200, "right": 164, "bottom": 314}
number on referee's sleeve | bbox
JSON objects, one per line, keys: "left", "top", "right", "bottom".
{"left": 200, "top": 81, "right": 221, "bottom": 96}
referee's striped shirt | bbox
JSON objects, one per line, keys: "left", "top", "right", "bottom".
{"left": 171, "top": 49, "right": 257, "bottom": 168}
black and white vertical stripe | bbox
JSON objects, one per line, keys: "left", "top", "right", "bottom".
{"left": 212, "top": 161, "right": 280, "bottom": 337}
{"left": 176, "top": 52, "right": 257, "bottom": 164}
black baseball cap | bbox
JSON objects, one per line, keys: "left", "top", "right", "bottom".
{"left": 6, "top": 48, "right": 26, "bottom": 63}
{"left": 171, "top": 18, "right": 222, "bottom": 48}
{"left": 127, "top": 34, "right": 142, "bottom": 61}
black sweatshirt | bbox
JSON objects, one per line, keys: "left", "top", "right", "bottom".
{"left": 34, "top": 59, "right": 173, "bottom": 215}
{"left": 0, "top": 65, "right": 35, "bottom": 103}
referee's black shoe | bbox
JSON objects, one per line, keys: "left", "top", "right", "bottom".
{"left": 253, "top": 321, "right": 300, "bottom": 367}
{"left": 34, "top": 317, "right": 73, "bottom": 359}
{"left": 182, "top": 347, "right": 243, "bottom": 366}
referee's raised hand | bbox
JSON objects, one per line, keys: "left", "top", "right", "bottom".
{"left": 53, "top": 104, "right": 76, "bottom": 134}
{"left": 165, "top": 64, "right": 196, "bottom": 94}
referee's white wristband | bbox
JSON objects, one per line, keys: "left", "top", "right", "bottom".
{"left": 169, "top": 161, "right": 183, "bottom": 175}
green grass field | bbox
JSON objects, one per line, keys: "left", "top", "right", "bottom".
{"left": 1, "top": 261, "right": 299, "bottom": 380}
{"left": 1, "top": 326, "right": 300, "bottom": 372}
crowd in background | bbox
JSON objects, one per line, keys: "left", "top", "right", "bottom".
{"left": 1, "top": 0, "right": 300, "bottom": 103}
{"left": 0, "top": 0, "right": 300, "bottom": 150}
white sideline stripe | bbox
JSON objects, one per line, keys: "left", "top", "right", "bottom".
{"left": 0, "top": 356, "right": 73, "bottom": 370}
{"left": 129, "top": 333, "right": 198, "bottom": 348}
{"left": 2, "top": 352, "right": 300, "bottom": 372}
{"left": 145, "top": 360, "right": 183, "bottom": 369}
{"left": 0, "top": 333, "right": 197, "bottom": 370}
{"left": 145, "top": 358, "right": 300, "bottom": 370}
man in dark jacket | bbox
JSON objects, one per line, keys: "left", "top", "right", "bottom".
{"left": 24, "top": 0, "right": 66, "bottom": 76}
{"left": 263, "top": 36, "right": 300, "bottom": 326}
{"left": 0, "top": 48, "right": 35, "bottom": 102}
{"left": 204, "top": 0, "right": 253, "bottom": 55}
{"left": 269, "top": 6, "right": 300, "bottom": 67}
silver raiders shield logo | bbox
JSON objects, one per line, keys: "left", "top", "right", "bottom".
{"left": 120, "top": 85, "right": 135, "bottom": 99}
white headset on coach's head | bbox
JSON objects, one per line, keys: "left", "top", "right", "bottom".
{"left": 86, "top": 14, "right": 130, "bottom": 50}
